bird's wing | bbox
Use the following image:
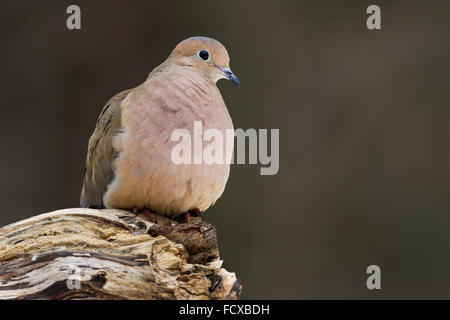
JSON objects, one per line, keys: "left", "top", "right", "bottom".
{"left": 80, "top": 89, "right": 132, "bottom": 208}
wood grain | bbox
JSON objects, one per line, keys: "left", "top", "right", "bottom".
{"left": 0, "top": 208, "right": 241, "bottom": 300}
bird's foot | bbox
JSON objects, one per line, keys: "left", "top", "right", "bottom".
{"left": 132, "top": 207, "right": 156, "bottom": 223}
{"left": 176, "top": 208, "right": 201, "bottom": 223}
{"left": 142, "top": 208, "right": 154, "bottom": 221}
{"left": 189, "top": 208, "right": 201, "bottom": 217}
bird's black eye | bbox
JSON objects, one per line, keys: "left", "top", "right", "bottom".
{"left": 197, "top": 49, "right": 210, "bottom": 61}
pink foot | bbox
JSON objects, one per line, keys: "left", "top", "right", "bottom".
{"left": 143, "top": 208, "right": 154, "bottom": 221}
{"left": 176, "top": 209, "right": 201, "bottom": 223}
{"left": 189, "top": 208, "right": 201, "bottom": 217}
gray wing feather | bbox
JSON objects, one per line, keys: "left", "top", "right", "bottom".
{"left": 80, "top": 89, "right": 132, "bottom": 208}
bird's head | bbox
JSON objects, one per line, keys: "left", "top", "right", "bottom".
{"left": 169, "top": 36, "right": 240, "bottom": 87}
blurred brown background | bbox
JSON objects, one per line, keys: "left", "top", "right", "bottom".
{"left": 1, "top": 0, "right": 450, "bottom": 299}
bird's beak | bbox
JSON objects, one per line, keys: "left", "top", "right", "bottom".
{"left": 218, "top": 67, "right": 240, "bottom": 87}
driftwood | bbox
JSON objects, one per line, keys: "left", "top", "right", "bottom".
{"left": 0, "top": 208, "right": 242, "bottom": 300}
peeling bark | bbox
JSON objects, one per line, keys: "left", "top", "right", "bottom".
{"left": 0, "top": 208, "right": 242, "bottom": 300}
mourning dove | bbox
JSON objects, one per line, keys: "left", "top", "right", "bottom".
{"left": 80, "top": 36, "right": 239, "bottom": 221}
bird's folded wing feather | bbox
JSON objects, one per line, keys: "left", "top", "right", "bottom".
{"left": 80, "top": 89, "right": 132, "bottom": 208}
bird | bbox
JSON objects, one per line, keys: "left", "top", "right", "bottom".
{"left": 80, "top": 36, "right": 239, "bottom": 222}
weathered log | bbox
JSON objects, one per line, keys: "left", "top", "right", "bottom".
{"left": 0, "top": 208, "right": 242, "bottom": 300}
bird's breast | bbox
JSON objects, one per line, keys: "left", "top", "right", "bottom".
{"left": 104, "top": 69, "right": 234, "bottom": 216}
